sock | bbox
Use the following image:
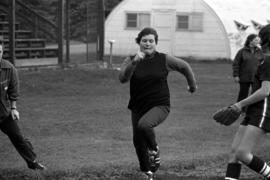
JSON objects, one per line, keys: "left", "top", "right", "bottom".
{"left": 225, "top": 163, "right": 241, "bottom": 180}
{"left": 247, "top": 155, "right": 270, "bottom": 178}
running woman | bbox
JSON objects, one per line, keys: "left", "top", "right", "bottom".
{"left": 119, "top": 27, "right": 197, "bottom": 179}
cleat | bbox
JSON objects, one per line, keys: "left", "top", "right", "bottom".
{"left": 28, "top": 161, "right": 46, "bottom": 170}
{"left": 145, "top": 171, "right": 154, "bottom": 180}
{"left": 148, "top": 147, "right": 160, "bottom": 173}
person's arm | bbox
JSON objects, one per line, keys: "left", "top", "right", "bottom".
{"left": 235, "top": 81, "right": 270, "bottom": 109}
{"left": 235, "top": 59, "right": 270, "bottom": 109}
{"left": 119, "top": 51, "right": 145, "bottom": 83}
{"left": 8, "top": 67, "right": 20, "bottom": 120}
{"left": 166, "top": 55, "right": 197, "bottom": 93}
{"left": 10, "top": 100, "right": 19, "bottom": 120}
{"left": 232, "top": 50, "right": 242, "bottom": 82}
{"left": 119, "top": 57, "right": 137, "bottom": 83}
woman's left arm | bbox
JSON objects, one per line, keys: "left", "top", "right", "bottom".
{"left": 236, "top": 81, "right": 270, "bottom": 109}
{"left": 166, "top": 55, "right": 197, "bottom": 93}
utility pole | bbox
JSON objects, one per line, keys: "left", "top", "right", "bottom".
{"left": 86, "top": 2, "right": 89, "bottom": 62}
{"left": 58, "top": 0, "right": 64, "bottom": 66}
{"left": 8, "top": 0, "right": 15, "bottom": 64}
{"left": 65, "top": 0, "right": 70, "bottom": 64}
{"left": 97, "top": 0, "right": 105, "bottom": 61}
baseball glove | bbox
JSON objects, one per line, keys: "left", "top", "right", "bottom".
{"left": 213, "top": 104, "right": 242, "bottom": 126}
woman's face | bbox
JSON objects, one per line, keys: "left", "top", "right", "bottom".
{"left": 139, "top": 34, "right": 156, "bottom": 55}
{"left": 250, "top": 36, "right": 261, "bottom": 48}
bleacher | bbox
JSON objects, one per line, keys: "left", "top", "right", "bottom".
{"left": 0, "top": 12, "right": 58, "bottom": 60}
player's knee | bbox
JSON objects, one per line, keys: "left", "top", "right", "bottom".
{"left": 137, "top": 122, "right": 150, "bottom": 132}
{"left": 235, "top": 148, "right": 250, "bottom": 163}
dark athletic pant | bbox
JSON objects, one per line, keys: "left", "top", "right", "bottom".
{"left": 237, "top": 82, "right": 252, "bottom": 102}
{"left": 131, "top": 106, "right": 169, "bottom": 172}
{"left": 0, "top": 115, "right": 36, "bottom": 166}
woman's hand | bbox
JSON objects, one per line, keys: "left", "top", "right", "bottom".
{"left": 187, "top": 85, "right": 197, "bottom": 93}
{"left": 11, "top": 109, "right": 20, "bottom": 120}
{"left": 132, "top": 51, "right": 145, "bottom": 65}
{"left": 136, "top": 51, "right": 145, "bottom": 59}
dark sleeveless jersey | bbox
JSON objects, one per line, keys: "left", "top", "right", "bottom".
{"left": 128, "top": 51, "right": 170, "bottom": 114}
{"left": 246, "top": 56, "right": 270, "bottom": 119}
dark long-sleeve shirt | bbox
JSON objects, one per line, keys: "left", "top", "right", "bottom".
{"left": 232, "top": 47, "right": 263, "bottom": 82}
{"left": 119, "top": 51, "right": 197, "bottom": 114}
{"left": 0, "top": 59, "right": 19, "bottom": 119}
{"left": 119, "top": 53, "right": 197, "bottom": 88}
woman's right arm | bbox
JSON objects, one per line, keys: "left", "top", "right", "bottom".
{"left": 119, "top": 51, "right": 145, "bottom": 83}
{"left": 235, "top": 59, "right": 270, "bottom": 109}
{"left": 236, "top": 80, "right": 270, "bottom": 109}
{"left": 119, "top": 56, "right": 137, "bottom": 83}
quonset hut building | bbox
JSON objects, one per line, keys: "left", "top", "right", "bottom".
{"left": 105, "top": 0, "right": 270, "bottom": 60}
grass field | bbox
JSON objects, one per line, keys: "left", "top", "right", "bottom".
{"left": 0, "top": 62, "right": 270, "bottom": 180}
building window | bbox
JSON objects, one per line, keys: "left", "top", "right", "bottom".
{"left": 177, "top": 13, "right": 203, "bottom": 31}
{"left": 126, "top": 13, "right": 150, "bottom": 29}
{"left": 178, "top": 16, "right": 189, "bottom": 29}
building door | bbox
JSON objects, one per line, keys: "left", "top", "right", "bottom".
{"left": 152, "top": 9, "right": 175, "bottom": 55}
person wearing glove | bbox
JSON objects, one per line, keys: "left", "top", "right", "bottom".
{"left": 224, "top": 24, "right": 270, "bottom": 180}
{"left": 119, "top": 27, "right": 197, "bottom": 179}
{"left": 232, "top": 34, "right": 263, "bottom": 103}
{"left": 0, "top": 44, "right": 46, "bottom": 170}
